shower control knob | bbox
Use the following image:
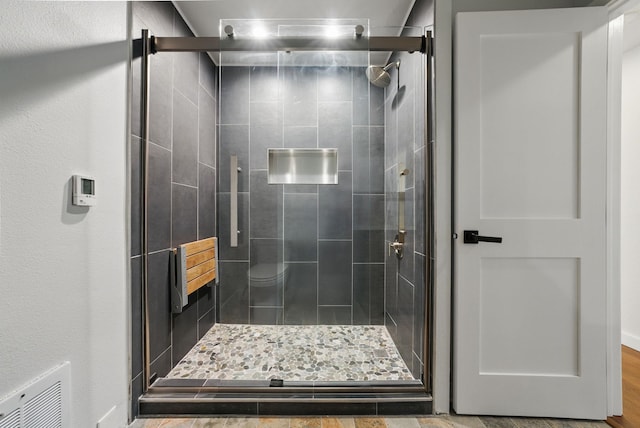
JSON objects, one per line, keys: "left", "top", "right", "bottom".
{"left": 388, "top": 240, "right": 404, "bottom": 259}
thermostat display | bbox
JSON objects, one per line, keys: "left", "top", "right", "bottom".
{"left": 72, "top": 175, "right": 96, "bottom": 206}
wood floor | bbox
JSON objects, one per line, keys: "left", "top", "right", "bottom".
{"left": 607, "top": 346, "right": 640, "bottom": 428}
{"left": 130, "top": 416, "right": 608, "bottom": 428}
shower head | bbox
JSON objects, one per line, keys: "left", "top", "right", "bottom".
{"left": 365, "top": 60, "right": 400, "bottom": 88}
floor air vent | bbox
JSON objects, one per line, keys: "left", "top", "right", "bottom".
{"left": 0, "top": 362, "right": 70, "bottom": 428}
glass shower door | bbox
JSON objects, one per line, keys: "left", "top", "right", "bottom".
{"left": 382, "top": 25, "right": 428, "bottom": 382}
{"left": 164, "top": 20, "right": 429, "bottom": 386}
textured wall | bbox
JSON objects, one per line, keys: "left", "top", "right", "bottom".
{"left": 130, "top": 1, "right": 218, "bottom": 418}
{"left": 0, "top": 1, "right": 129, "bottom": 426}
{"left": 217, "top": 65, "right": 386, "bottom": 326}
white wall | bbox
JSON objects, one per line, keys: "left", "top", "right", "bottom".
{"left": 620, "top": 14, "right": 640, "bottom": 352}
{"left": 0, "top": 2, "right": 130, "bottom": 427}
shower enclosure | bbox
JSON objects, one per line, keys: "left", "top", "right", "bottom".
{"left": 132, "top": 15, "right": 434, "bottom": 416}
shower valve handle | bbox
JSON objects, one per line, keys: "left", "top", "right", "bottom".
{"left": 389, "top": 240, "right": 404, "bottom": 259}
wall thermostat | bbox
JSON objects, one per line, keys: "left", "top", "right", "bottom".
{"left": 72, "top": 175, "right": 96, "bottom": 206}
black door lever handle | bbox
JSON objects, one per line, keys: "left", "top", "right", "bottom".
{"left": 463, "top": 230, "right": 503, "bottom": 244}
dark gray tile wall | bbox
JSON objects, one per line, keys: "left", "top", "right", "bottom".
{"left": 384, "top": 47, "right": 427, "bottom": 379}
{"left": 353, "top": 264, "right": 385, "bottom": 325}
{"left": 197, "top": 286, "right": 216, "bottom": 339}
{"left": 147, "top": 251, "right": 172, "bottom": 362}
{"left": 172, "top": 91, "right": 198, "bottom": 187}
{"left": 218, "top": 192, "right": 249, "bottom": 260}
{"left": 249, "top": 171, "right": 282, "bottom": 239}
{"left": 171, "top": 184, "right": 197, "bottom": 247}
{"left": 318, "top": 171, "right": 352, "bottom": 240}
{"left": 318, "top": 240, "right": 352, "bottom": 306}
{"left": 130, "top": 1, "right": 218, "bottom": 418}
{"left": 131, "top": 137, "right": 142, "bottom": 256}
{"left": 249, "top": 239, "right": 284, "bottom": 307}
{"left": 284, "top": 263, "right": 317, "bottom": 324}
{"left": 353, "top": 194, "right": 385, "bottom": 264}
{"left": 250, "top": 307, "right": 284, "bottom": 325}
{"left": 218, "top": 125, "right": 249, "bottom": 192}
{"left": 198, "top": 165, "right": 216, "bottom": 239}
{"left": 217, "top": 65, "right": 385, "bottom": 326}
{"left": 147, "top": 144, "right": 171, "bottom": 252}
{"left": 284, "top": 194, "right": 317, "bottom": 262}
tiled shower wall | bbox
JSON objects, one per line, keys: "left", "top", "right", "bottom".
{"left": 130, "top": 2, "right": 218, "bottom": 418}
{"left": 217, "top": 65, "right": 386, "bottom": 326}
{"left": 384, "top": 47, "right": 427, "bottom": 380}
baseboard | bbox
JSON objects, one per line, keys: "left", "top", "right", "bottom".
{"left": 621, "top": 331, "right": 640, "bottom": 352}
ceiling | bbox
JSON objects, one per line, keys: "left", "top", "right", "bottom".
{"left": 173, "top": 0, "right": 418, "bottom": 65}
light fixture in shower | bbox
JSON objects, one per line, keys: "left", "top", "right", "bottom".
{"left": 251, "top": 23, "right": 269, "bottom": 39}
{"left": 220, "top": 19, "right": 368, "bottom": 44}
{"left": 324, "top": 25, "right": 342, "bottom": 39}
{"left": 324, "top": 23, "right": 362, "bottom": 39}
{"left": 366, "top": 60, "right": 401, "bottom": 89}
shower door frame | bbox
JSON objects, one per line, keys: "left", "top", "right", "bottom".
{"left": 136, "top": 29, "right": 435, "bottom": 401}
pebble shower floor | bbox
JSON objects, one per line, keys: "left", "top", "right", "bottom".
{"left": 167, "top": 324, "right": 415, "bottom": 381}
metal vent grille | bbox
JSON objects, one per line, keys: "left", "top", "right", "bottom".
{"left": 23, "top": 382, "right": 62, "bottom": 428}
{"left": 0, "top": 362, "right": 69, "bottom": 428}
{"left": 0, "top": 409, "right": 20, "bottom": 428}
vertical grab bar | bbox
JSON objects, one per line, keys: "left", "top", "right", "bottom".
{"left": 230, "top": 154, "right": 238, "bottom": 247}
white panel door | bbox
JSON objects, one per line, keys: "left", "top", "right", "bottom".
{"left": 454, "top": 7, "right": 608, "bottom": 419}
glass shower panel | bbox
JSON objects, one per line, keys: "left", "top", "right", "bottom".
{"left": 217, "top": 20, "right": 285, "bottom": 326}
{"left": 276, "top": 33, "right": 372, "bottom": 328}
{"left": 168, "top": 20, "right": 428, "bottom": 384}
{"left": 135, "top": 10, "right": 433, "bottom": 393}
{"left": 380, "top": 26, "right": 427, "bottom": 381}
{"left": 217, "top": 18, "right": 380, "bottom": 331}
